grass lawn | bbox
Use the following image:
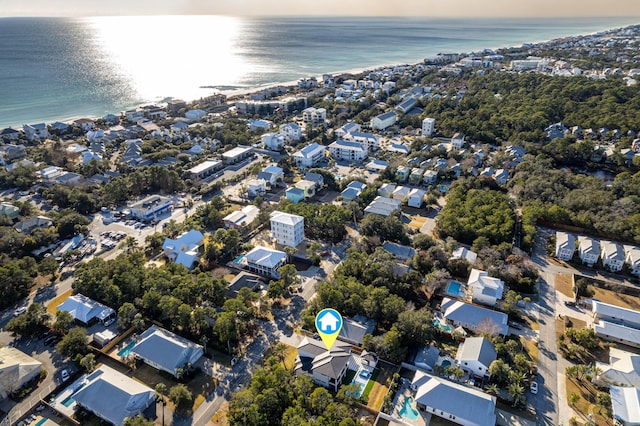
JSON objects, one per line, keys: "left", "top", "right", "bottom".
{"left": 210, "top": 400, "right": 230, "bottom": 425}
{"left": 360, "top": 368, "right": 380, "bottom": 402}
{"left": 47, "top": 289, "right": 72, "bottom": 314}
{"left": 264, "top": 343, "right": 298, "bottom": 370}
{"left": 555, "top": 273, "right": 574, "bottom": 298}
{"left": 591, "top": 286, "right": 640, "bottom": 310}
{"left": 565, "top": 377, "right": 613, "bottom": 426}
{"left": 522, "top": 313, "right": 539, "bottom": 331}
{"left": 364, "top": 362, "right": 396, "bottom": 411}
{"left": 521, "top": 335, "right": 538, "bottom": 364}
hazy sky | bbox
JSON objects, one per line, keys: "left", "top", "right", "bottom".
{"left": 1, "top": 0, "right": 640, "bottom": 17}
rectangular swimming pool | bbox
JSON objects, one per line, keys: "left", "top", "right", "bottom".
{"left": 117, "top": 341, "right": 136, "bottom": 357}
{"left": 445, "top": 280, "right": 464, "bottom": 297}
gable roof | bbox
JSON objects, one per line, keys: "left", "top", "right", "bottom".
{"left": 451, "top": 247, "right": 477, "bottom": 263}
{"left": 245, "top": 246, "right": 287, "bottom": 268}
{"left": 72, "top": 365, "right": 155, "bottom": 426}
{"left": 412, "top": 371, "right": 496, "bottom": 426}
{"left": 467, "top": 269, "right": 504, "bottom": 299}
{"left": 57, "top": 294, "right": 115, "bottom": 324}
{"left": 596, "top": 347, "right": 640, "bottom": 388}
{"left": 413, "top": 345, "right": 440, "bottom": 371}
{"left": 338, "top": 316, "right": 376, "bottom": 345}
{"left": 270, "top": 211, "right": 304, "bottom": 226}
{"left": 611, "top": 385, "right": 640, "bottom": 425}
{"left": 382, "top": 242, "right": 415, "bottom": 261}
{"left": 555, "top": 231, "right": 576, "bottom": 252}
{"left": 593, "top": 301, "right": 640, "bottom": 328}
{"left": 131, "top": 325, "right": 203, "bottom": 375}
{"left": 455, "top": 337, "right": 497, "bottom": 368}
{"left": 601, "top": 240, "right": 625, "bottom": 262}
{"left": 441, "top": 297, "right": 508, "bottom": 335}
{"left": 296, "top": 337, "right": 351, "bottom": 380}
{"left": 0, "top": 347, "right": 42, "bottom": 399}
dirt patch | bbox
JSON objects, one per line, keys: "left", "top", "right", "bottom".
{"left": 565, "top": 377, "right": 611, "bottom": 426}
{"left": 210, "top": 400, "right": 229, "bottom": 425}
{"left": 521, "top": 336, "right": 538, "bottom": 364}
{"left": 591, "top": 286, "right": 640, "bottom": 311}
{"left": 211, "top": 267, "right": 233, "bottom": 280}
{"left": 365, "top": 363, "right": 396, "bottom": 411}
{"left": 47, "top": 289, "right": 72, "bottom": 314}
{"left": 555, "top": 273, "right": 574, "bottom": 298}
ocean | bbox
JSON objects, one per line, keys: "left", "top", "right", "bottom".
{"left": 0, "top": 15, "right": 638, "bottom": 129}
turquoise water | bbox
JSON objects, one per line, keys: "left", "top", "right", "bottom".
{"left": 446, "top": 280, "right": 464, "bottom": 297}
{"left": 1, "top": 16, "right": 637, "bottom": 128}
{"left": 34, "top": 418, "right": 48, "bottom": 426}
{"left": 61, "top": 396, "right": 75, "bottom": 407}
{"left": 350, "top": 368, "right": 371, "bottom": 398}
{"left": 441, "top": 360, "right": 452, "bottom": 368}
{"left": 233, "top": 254, "right": 245, "bottom": 264}
{"left": 117, "top": 341, "right": 136, "bottom": 357}
{"left": 399, "top": 396, "right": 419, "bottom": 420}
{"left": 433, "top": 319, "right": 452, "bottom": 333}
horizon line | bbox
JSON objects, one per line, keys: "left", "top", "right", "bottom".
{"left": 2, "top": 14, "right": 640, "bottom": 19}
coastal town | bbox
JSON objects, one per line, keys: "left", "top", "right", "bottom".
{"left": 0, "top": 22, "right": 640, "bottom": 426}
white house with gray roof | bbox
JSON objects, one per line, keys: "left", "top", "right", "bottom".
{"left": 441, "top": 297, "right": 508, "bottom": 336}
{"left": 328, "top": 140, "right": 368, "bottom": 162}
{"left": 130, "top": 325, "right": 203, "bottom": 377}
{"left": 601, "top": 240, "right": 625, "bottom": 272}
{"left": 455, "top": 337, "right": 497, "bottom": 379}
{"left": 295, "top": 337, "right": 351, "bottom": 392}
{"left": 411, "top": 370, "right": 497, "bottom": 426}
{"left": 293, "top": 142, "right": 325, "bottom": 168}
{"left": 627, "top": 246, "right": 640, "bottom": 276}
{"left": 555, "top": 231, "right": 576, "bottom": 261}
{"left": 71, "top": 365, "right": 155, "bottom": 426}
{"left": 245, "top": 246, "right": 288, "bottom": 278}
{"left": 578, "top": 236, "right": 600, "bottom": 267}
{"left": 467, "top": 269, "right": 504, "bottom": 307}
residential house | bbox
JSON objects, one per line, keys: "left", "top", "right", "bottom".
{"left": 626, "top": 246, "right": 640, "bottom": 276}
{"left": 0, "top": 203, "right": 19, "bottom": 221}
{"left": 396, "top": 97, "right": 417, "bottom": 113}
{"left": 295, "top": 337, "right": 351, "bottom": 392}
{"left": 451, "top": 133, "right": 465, "bottom": 149}
{"left": 162, "top": 229, "right": 205, "bottom": 270}
{"left": 578, "top": 236, "right": 600, "bottom": 267}
{"left": 0, "top": 128, "right": 21, "bottom": 141}
{"left": 261, "top": 133, "right": 285, "bottom": 150}
{"left": 387, "top": 143, "right": 411, "bottom": 155}
{"left": 411, "top": 371, "right": 497, "bottom": 426}
{"left": 378, "top": 183, "right": 396, "bottom": 198}
{"left": 0, "top": 144, "right": 27, "bottom": 162}
{"left": 226, "top": 272, "right": 265, "bottom": 299}
{"left": 248, "top": 119, "right": 273, "bottom": 131}
{"left": 73, "top": 118, "right": 95, "bottom": 131}
{"left": 279, "top": 123, "right": 302, "bottom": 142}
{"left": 594, "top": 347, "right": 640, "bottom": 389}
{"left": 293, "top": 143, "right": 325, "bottom": 168}
{"left": 396, "top": 166, "right": 411, "bottom": 182}
{"left": 15, "top": 216, "right": 54, "bottom": 234}
{"left": 222, "top": 145, "right": 253, "bottom": 164}
{"left": 295, "top": 179, "right": 317, "bottom": 198}
{"left": 392, "top": 185, "right": 411, "bottom": 201}
{"left": 451, "top": 247, "right": 478, "bottom": 264}
{"left": 455, "top": 337, "right": 497, "bottom": 379}
{"left": 493, "top": 168, "right": 509, "bottom": 185}
{"left": 69, "top": 365, "right": 156, "bottom": 426}
{"left": 382, "top": 242, "right": 416, "bottom": 261}
{"left": 555, "top": 232, "right": 576, "bottom": 261}
{"left": 408, "top": 188, "right": 426, "bottom": 208}
{"left": 370, "top": 111, "right": 397, "bottom": 130}
{"left": 0, "top": 347, "right": 43, "bottom": 400}
{"left": 245, "top": 246, "right": 288, "bottom": 278}
{"left": 264, "top": 165, "right": 284, "bottom": 182}
{"left": 337, "top": 315, "right": 376, "bottom": 346}
{"left": 364, "top": 196, "right": 401, "bottom": 217}
{"left": 467, "top": 269, "right": 505, "bottom": 307}
{"left": 187, "top": 159, "right": 223, "bottom": 181}
{"left": 413, "top": 345, "right": 441, "bottom": 372}
{"left": 130, "top": 195, "right": 172, "bottom": 221}
{"left": 57, "top": 294, "right": 116, "bottom": 326}
{"left": 304, "top": 172, "right": 324, "bottom": 190}
{"left": 335, "top": 122, "right": 361, "bottom": 138}
{"left": 270, "top": 211, "right": 305, "bottom": 248}
{"left": 130, "top": 325, "right": 203, "bottom": 377}
{"left": 246, "top": 179, "right": 267, "bottom": 197}
{"left": 285, "top": 187, "right": 306, "bottom": 204}
{"left": 328, "top": 140, "right": 367, "bottom": 162}
{"left": 22, "top": 123, "right": 49, "bottom": 141}
{"left": 366, "top": 159, "right": 388, "bottom": 173}
{"left": 409, "top": 168, "right": 424, "bottom": 185}
{"left": 341, "top": 180, "right": 366, "bottom": 204}
{"left": 441, "top": 297, "right": 509, "bottom": 336}
{"left": 223, "top": 205, "right": 260, "bottom": 230}
{"left": 124, "top": 109, "right": 145, "bottom": 123}
{"left": 601, "top": 240, "right": 625, "bottom": 272}
{"left": 422, "top": 117, "right": 436, "bottom": 136}
{"left": 423, "top": 170, "right": 438, "bottom": 185}
{"left": 610, "top": 386, "right": 640, "bottom": 426}
{"left": 184, "top": 109, "right": 206, "bottom": 121}
{"left": 592, "top": 301, "right": 640, "bottom": 348}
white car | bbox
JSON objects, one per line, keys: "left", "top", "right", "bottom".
{"left": 530, "top": 381, "right": 538, "bottom": 394}
{"left": 61, "top": 369, "right": 69, "bottom": 382}
{"left": 13, "top": 307, "right": 27, "bottom": 317}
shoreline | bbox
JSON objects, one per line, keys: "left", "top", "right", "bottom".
{"left": 1, "top": 19, "right": 638, "bottom": 130}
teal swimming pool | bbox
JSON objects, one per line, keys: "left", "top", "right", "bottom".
{"left": 34, "top": 417, "right": 48, "bottom": 426}
{"left": 399, "top": 396, "right": 419, "bottom": 420}
{"left": 446, "top": 280, "right": 464, "bottom": 297}
{"left": 433, "top": 319, "right": 452, "bottom": 333}
{"left": 233, "top": 254, "right": 245, "bottom": 264}
{"left": 61, "top": 396, "right": 75, "bottom": 407}
{"left": 117, "top": 341, "right": 136, "bottom": 357}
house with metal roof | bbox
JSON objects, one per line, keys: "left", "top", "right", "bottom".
{"left": 413, "top": 345, "right": 441, "bottom": 372}
{"left": 0, "top": 347, "right": 42, "bottom": 400}
{"left": 270, "top": 211, "right": 304, "bottom": 248}
{"left": 578, "top": 236, "right": 600, "bottom": 267}
{"left": 382, "top": 242, "right": 416, "bottom": 261}
{"left": 595, "top": 347, "right": 640, "bottom": 389}
{"left": 441, "top": 297, "right": 508, "bottom": 336}
{"left": 627, "top": 246, "right": 640, "bottom": 277}
{"left": 328, "top": 140, "right": 368, "bottom": 162}
{"left": 455, "top": 337, "right": 497, "bottom": 379}
{"left": 467, "top": 269, "right": 505, "bottom": 307}
{"left": 610, "top": 385, "right": 640, "bottom": 426}
{"left": 130, "top": 325, "right": 203, "bottom": 377}
{"left": 295, "top": 337, "right": 351, "bottom": 392}
{"left": 223, "top": 205, "right": 260, "bottom": 230}
{"left": 555, "top": 231, "right": 576, "bottom": 261}
{"left": 601, "top": 240, "right": 625, "bottom": 272}
{"left": 338, "top": 315, "right": 376, "bottom": 346}
{"left": 593, "top": 301, "right": 640, "bottom": 329}
{"left": 71, "top": 365, "right": 156, "bottom": 426}
{"left": 451, "top": 247, "right": 477, "bottom": 264}
{"left": 411, "top": 370, "right": 497, "bottom": 426}
{"left": 370, "top": 111, "right": 397, "bottom": 130}
{"left": 293, "top": 142, "right": 325, "bottom": 168}
{"left": 162, "top": 229, "right": 204, "bottom": 270}
{"left": 285, "top": 187, "right": 305, "bottom": 204}
{"left": 245, "top": 246, "right": 288, "bottom": 278}
{"left": 57, "top": 294, "right": 116, "bottom": 326}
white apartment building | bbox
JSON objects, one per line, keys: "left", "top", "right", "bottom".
{"left": 370, "top": 111, "right": 397, "bottom": 130}
{"left": 328, "top": 140, "right": 368, "bottom": 162}
{"left": 270, "top": 211, "right": 305, "bottom": 248}
{"left": 279, "top": 123, "right": 303, "bottom": 141}
{"left": 302, "top": 107, "right": 326, "bottom": 124}
{"left": 342, "top": 131, "right": 380, "bottom": 151}
{"left": 422, "top": 117, "right": 435, "bottom": 136}
{"left": 293, "top": 142, "right": 326, "bottom": 168}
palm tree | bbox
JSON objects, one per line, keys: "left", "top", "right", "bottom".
{"left": 569, "top": 392, "right": 580, "bottom": 406}
{"left": 485, "top": 384, "right": 500, "bottom": 396}
{"left": 489, "top": 359, "right": 510, "bottom": 385}
{"left": 507, "top": 382, "right": 525, "bottom": 407}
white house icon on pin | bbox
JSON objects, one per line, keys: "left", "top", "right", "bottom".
{"left": 318, "top": 311, "right": 340, "bottom": 332}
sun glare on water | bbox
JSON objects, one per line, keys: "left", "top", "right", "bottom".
{"left": 83, "top": 15, "right": 249, "bottom": 102}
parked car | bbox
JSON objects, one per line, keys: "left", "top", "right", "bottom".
{"left": 508, "top": 321, "right": 523, "bottom": 330}
{"left": 530, "top": 381, "right": 538, "bottom": 394}
{"left": 564, "top": 301, "right": 575, "bottom": 307}
{"left": 61, "top": 369, "right": 69, "bottom": 382}
{"left": 13, "top": 307, "right": 27, "bottom": 317}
